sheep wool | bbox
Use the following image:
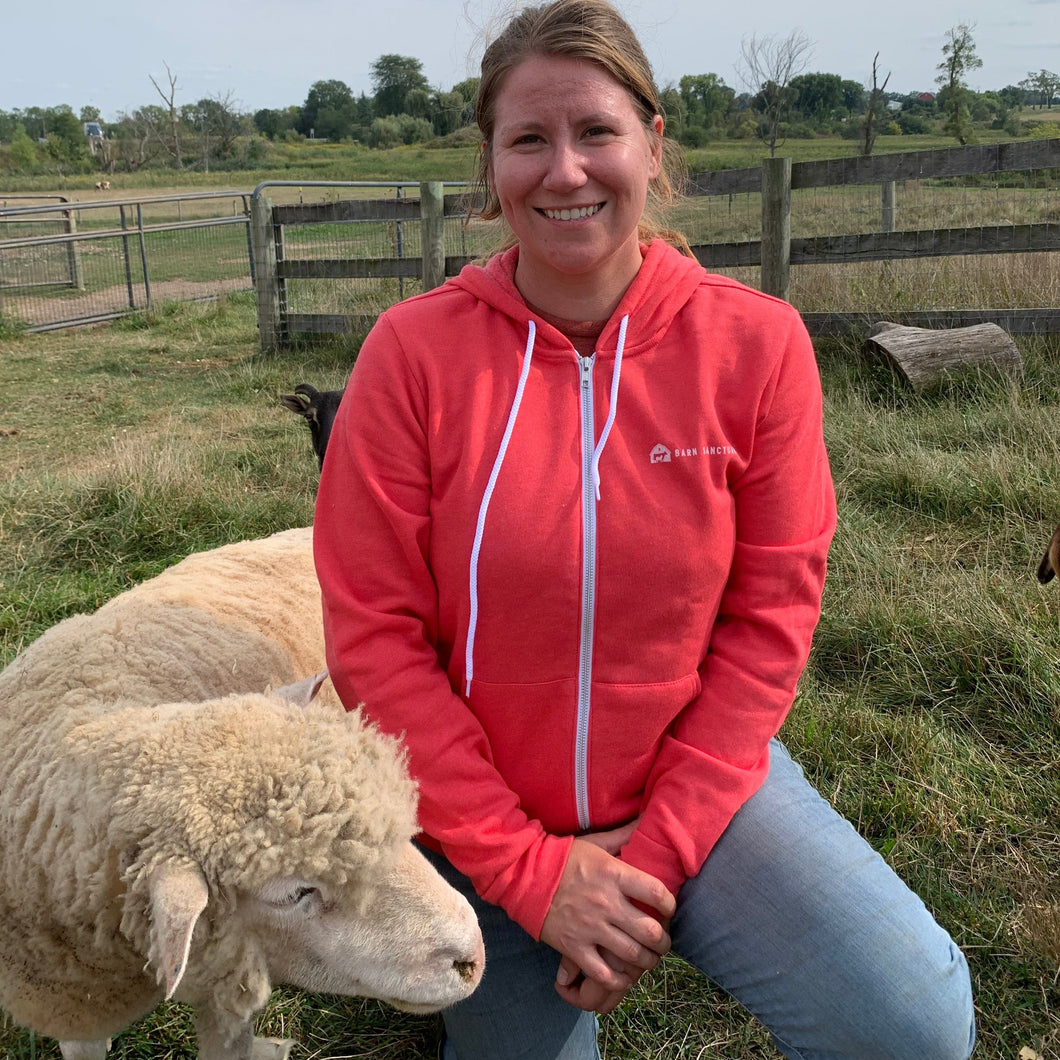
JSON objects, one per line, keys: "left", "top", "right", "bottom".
{"left": 0, "top": 528, "right": 420, "bottom": 1047}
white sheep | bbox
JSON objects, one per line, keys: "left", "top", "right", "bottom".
{"left": 0, "top": 527, "right": 484, "bottom": 1060}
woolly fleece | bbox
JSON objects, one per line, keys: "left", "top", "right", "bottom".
{"left": 0, "top": 528, "right": 417, "bottom": 1043}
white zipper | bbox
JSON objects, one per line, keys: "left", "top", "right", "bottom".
{"left": 575, "top": 352, "right": 596, "bottom": 832}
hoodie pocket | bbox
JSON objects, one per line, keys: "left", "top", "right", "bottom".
{"left": 467, "top": 671, "right": 701, "bottom": 835}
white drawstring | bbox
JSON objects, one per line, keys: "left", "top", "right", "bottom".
{"left": 591, "top": 314, "right": 628, "bottom": 501}
{"left": 465, "top": 321, "right": 537, "bottom": 696}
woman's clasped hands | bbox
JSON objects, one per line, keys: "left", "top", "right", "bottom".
{"left": 540, "top": 820, "right": 675, "bottom": 1014}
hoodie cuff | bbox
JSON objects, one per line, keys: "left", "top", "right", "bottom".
{"left": 620, "top": 829, "right": 687, "bottom": 903}
{"left": 481, "top": 832, "right": 575, "bottom": 940}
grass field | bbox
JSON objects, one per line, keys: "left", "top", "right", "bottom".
{"left": 0, "top": 287, "right": 1058, "bottom": 1058}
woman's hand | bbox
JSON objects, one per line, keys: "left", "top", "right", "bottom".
{"left": 539, "top": 821, "right": 675, "bottom": 1012}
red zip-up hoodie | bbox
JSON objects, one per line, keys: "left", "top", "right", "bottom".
{"left": 314, "top": 240, "right": 836, "bottom": 940}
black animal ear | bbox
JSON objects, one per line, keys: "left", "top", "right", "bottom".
{"left": 1038, "top": 549, "right": 1056, "bottom": 584}
{"left": 279, "top": 392, "right": 311, "bottom": 415}
{"left": 1038, "top": 522, "right": 1060, "bottom": 585}
{"left": 280, "top": 383, "right": 322, "bottom": 417}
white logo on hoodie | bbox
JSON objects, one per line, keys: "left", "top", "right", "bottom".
{"left": 650, "top": 444, "right": 671, "bottom": 464}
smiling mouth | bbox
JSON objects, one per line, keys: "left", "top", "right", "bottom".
{"left": 538, "top": 203, "right": 604, "bottom": 221}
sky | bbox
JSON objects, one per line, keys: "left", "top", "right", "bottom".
{"left": 5, "top": 0, "right": 1059, "bottom": 121}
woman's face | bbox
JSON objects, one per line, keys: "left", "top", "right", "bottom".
{"left": 488, "top": 54, "right": 663, "bottom": 312}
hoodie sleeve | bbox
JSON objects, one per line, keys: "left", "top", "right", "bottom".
{"left": 620, "top": 303, "right": 836, "bottom": 898}
{"left": 313, "top": 316, "right": 572, "bottom": 940}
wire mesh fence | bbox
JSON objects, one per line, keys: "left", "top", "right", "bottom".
{"left": 0, "top": 192, "right": 254, "bottom": 331}
{"left": 785, "top": 170, "right": 1060, "bottom": 316}
{"left": 678, "top": 142, "right": 1060, "bottom": 324}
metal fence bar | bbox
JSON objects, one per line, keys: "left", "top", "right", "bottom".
{"left": 137, "top": 203, "right": 151, "bottom": 308}
{"left": 0, "top": 215, "right": 252, "bottom": 249}
{"left": 1, "top": 190, "right": 248, "bottom": 219}
{"left": 119, "top": 205, "right": 135, "bottom": 310}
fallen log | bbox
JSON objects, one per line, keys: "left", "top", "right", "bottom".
{"left": 862, "top": 321, "right": 1022, "bottom": 390}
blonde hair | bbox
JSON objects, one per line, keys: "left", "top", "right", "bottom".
{"left": 471, "top": 0, "right": 691, "bottom": 253}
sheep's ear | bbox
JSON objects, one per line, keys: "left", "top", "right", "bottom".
{"left": 147, "top": 861, "right": 209, "bottom": 1000}
{"left": 271, "top": 670, "right": 329, "bottom": 706}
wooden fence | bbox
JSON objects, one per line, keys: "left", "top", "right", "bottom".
{"left": 249, "top": 139, "right": 1060, "bottom": 350}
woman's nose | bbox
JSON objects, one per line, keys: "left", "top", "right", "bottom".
{"left": 542, "top": 142, "right": 588, "bottom": 191}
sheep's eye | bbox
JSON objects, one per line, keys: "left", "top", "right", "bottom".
{"left": 255, "top": 877, "right": 323, "bottom": 910}
{"left": 285, "top": 886, "right": 317, "bottom": 905}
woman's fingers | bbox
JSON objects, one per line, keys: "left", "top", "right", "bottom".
{"left": 541, "top": 837, "right": 674, "bottom": 990}
{"left": 555, "top": 949, "right": 643, "bottom": 1014}
{"left": 579, "top": 818, "right": 639, "bottom": 855}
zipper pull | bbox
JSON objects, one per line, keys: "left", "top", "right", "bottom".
{"left": 579, "top": 354, "right": 593, "bottom": 387}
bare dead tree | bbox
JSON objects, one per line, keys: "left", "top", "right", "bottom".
{"left": 150, "top": 61, "right": 184, "bottom": 169}
{"left": 860, "top": 52, "right": 892, "bottom": 157}
{"left": 737, "top": 30, "right": 814, "bottom": 157}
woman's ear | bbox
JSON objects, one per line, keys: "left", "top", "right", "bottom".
{"left": 649, "top": 115, "right": 664, "bottom": 178}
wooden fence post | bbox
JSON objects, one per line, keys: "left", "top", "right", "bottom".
{"left": 881, "top": 180, "right": 896, "bottom": 233}
{"left": 420, "top": 181, "right": 446, "bottom": 292}
{"left": 761, "top": 156, "right": 791, "bottom": 301}
{"left": 250, "top": 193, "right": 282, "bottom": 351}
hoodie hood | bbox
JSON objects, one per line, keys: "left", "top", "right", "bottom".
{"left": 448, "top": 239, "right": 707, "bottom": 358}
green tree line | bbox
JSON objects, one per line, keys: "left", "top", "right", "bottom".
{"left": 1, "top": 30, "right": 1057, "bottom": 178}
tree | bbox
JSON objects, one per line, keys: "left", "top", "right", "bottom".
{"left": 678, "top": 73, "right": 735, "bottom": 138}
{"left": 253, "top": 106, "right": 300, "bottom": 140}
{"left": 40, "top": 106, "right": 93, "bottom": 174}
{"left": 9, "top": 124, "right": 38, "bottom": 170}
{"left": 840, "top": 80, "right": 867, "bottom": 115}
{"left": 1025, "top": 69, "right": 1060, "bottom": 109}
{"left": 659, "top": 85, "right": 687, "bottom": 142}
{"left": 149, "top": 61, "right": 184, "bottom": 168}
{"left": 935, "top": 24, "right": 982, "bottom": 145}
{"left": 430, "top": 90, "right": 468, "bottom": 137}
{"left": 789, "top": 72, "right": 844, "bottom": 124}
{"left": 860, "top": 53, "right": 891, "bottom": 157}
{"left": 185, "top": 92, "right": 247, "bottom": 169}
{"left": 370, "top": 54, "right": 430, "bottom": 118}
{"left": 111, "top": 106, "right": 166, "bottom": 171}
{"left": 452, "top": 78, "right": 481, "bottom": 125}
{"left": 737, "top": 30, "right": 814, "bottom": 156}
{"left": 300, "top": 80, "right": 356, "bottom": 140}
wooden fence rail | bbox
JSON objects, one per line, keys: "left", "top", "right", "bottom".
{"left": 249, "top": 139, "right": 1060, "bottom": 350}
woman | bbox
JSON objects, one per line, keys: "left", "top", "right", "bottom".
{"left": 313, "top": 2, "right": 976, "bottom": 1057}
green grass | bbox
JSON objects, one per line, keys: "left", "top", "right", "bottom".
{"left": 0, "top": 298, "right": 1059, "bottom": 1058}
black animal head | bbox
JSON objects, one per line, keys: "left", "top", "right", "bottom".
{"left": 280, "top": 384, "right": 345, "bottom": 471}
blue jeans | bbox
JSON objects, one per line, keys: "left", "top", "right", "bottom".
{"left": 426, "top": 741, "right": 975, "bottom": 1060}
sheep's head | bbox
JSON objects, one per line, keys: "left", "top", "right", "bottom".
{"left": 66, "top": 689, "right": 479, "bottom": 1012}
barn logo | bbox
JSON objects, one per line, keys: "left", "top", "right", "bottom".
{"left": 649, "top": 443, "right": 671, "bottom": 463}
